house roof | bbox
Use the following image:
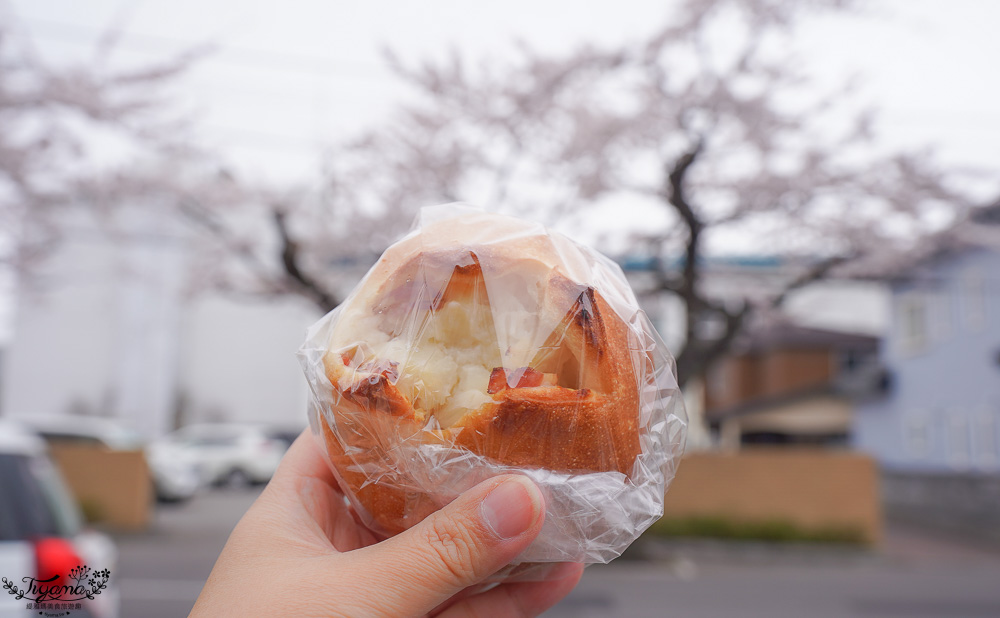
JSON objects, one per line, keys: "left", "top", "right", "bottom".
{"left": 850, "top": 201, "right": 1000, "bottom": 281}
{"left": 732, "top": 320, "right": 879, "bottom": 355}
{"left": 706, "top": 383, "right": 842, "bottom": 420}
{"left": 705, "top": 320, "right": 881, "bottom": 423}
{"left": 705, "top": 384, "right": 857, "bottom": 431}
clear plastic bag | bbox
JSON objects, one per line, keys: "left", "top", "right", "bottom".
{"left": 298, "top": 204, "right": 686, "bottom": 573}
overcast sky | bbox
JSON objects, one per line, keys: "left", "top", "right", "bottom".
{"left": 10, "top": 0, "right": 1000, "bottom": 182}
{"left": 2, "top": 0, "right": 999, "bottom": 342}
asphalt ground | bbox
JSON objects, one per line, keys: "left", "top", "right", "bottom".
{"left": 113, "top": 487, "right": 1000, "bottom": 617}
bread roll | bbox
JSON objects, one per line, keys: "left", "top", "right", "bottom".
{"left": 300, "top": 207, "right": 684, "bottom": 559}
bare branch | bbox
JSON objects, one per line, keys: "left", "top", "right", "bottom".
{"left": 659, "top": 140, "right": 708, "bottom": 365}
{"left": 665, "top": 140, "right": 706, "bottom": 234}
{"left": 770, "top": 255, "right": 853, "bottom": 309}
{"left": 272, "top": 208, "right": 340, "bottom": 312}
{"left": 308, "top": 0, "right": 989, "bottom": 393}
{"left": 675, "top": 302, "right": 750, "bottom": 389}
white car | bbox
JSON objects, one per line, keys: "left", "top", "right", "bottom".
{"left": 150, "top": 424, "right": 285, "bottom": 487}
{"left": 0, "top": 421, "right": 119, "bottom": 618}
{"left": 19, "top": 415, "right": 201, "bottom": 503}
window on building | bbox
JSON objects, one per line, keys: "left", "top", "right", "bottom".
{"left": 976, "top": 411, "right": 998, "bottom": 469}
{"left": 962, "top": 270, "right": 986, "bottom": 330}
{"left": 897, "top": 292, "right": 928, "bottom": 355}
{"left": 929, "top": 290, "right": 953, "bottom": 342}
{"left": 905, "top": 415, "right": 930, "bottom": 459}
{"left": 949, "top": 413, "right": 970, "bottom": 469}
{"left": 839, "top": 348, "right": 876, "bottom": 374}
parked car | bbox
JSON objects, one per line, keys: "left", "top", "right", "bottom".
{"left": 0, "top": 421, "right": 119, "bottom": 618}
{"left": 264, "top": 426, "right": 307, "bottom": 452}
{"left": 19, "top": 415, "right": 201, "bottom": 503}
{"left": 150, "top": 424, "right": 285, "bottom": 487}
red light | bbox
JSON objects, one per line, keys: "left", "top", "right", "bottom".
{"left": 34, "top": 537, "right": 84, "bottom": 584}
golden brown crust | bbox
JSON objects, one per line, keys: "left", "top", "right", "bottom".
{"left": 320, "top": 214, "right": 643, "bottom": 533}
{"left": 324, "top": 354, "right": 423, "bottom": 423}
{"left": 319, "top": 420, "right": 437, "bottom": 535}
{"left": 450, "top": 278, "right": 640, "bottom": 475}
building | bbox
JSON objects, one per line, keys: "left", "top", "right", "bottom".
{"left": 849, "top": 204, "right": 1000, "bottom": 543}
{"left": 622, "top": 255, "right": 888, "bottom": 451}
{"left": 702, "top": 321, "right": 879, "bottom": 449}
{"left": 0, "top": 207, "right": 339, "bottom": 439}
{"left": 2, "top": 209, "right": 891, "bottom": 444}
{"left": 853, "top": 246, "right": 1000, "bottom": 473}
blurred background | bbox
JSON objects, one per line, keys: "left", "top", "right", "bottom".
{"left": 1, "top": 0, "right": 998, "bottom": 616}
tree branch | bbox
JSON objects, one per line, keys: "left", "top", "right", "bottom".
{"left": 667, "top": 142, "right": 705, "bottom": 295}
{"left": 675, "top": 301, "right": 750, "bottom": 389}
{"left": 272, "top": 208, "right": 340, "bottom": 312}
{"left": 771, "top": 254, "right": 852, "bottom": 309}
{"left": 177, "top": 197, "right": 285, "bottom": 295}
{"left": 667, "top": 141, "right": 704, "bottom": 227}
{"left": 660, "top": 139, "right": 708, "bottom": 382}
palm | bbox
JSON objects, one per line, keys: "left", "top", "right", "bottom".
{"left": 279, "top": 433, "right": 381, "bottom": 553}
{"left": 195, "top": 431, "right": 583, "bottom": 617}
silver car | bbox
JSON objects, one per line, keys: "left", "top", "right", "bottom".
{"left": 19, "top": 416, "right": 201, "bottom": 503}
{"left": 150, "top": 424, "right": 285, "bottom": 488}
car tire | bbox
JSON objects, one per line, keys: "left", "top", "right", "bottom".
{"left": 154, "top": 480, "right": 194, "bottom": 504}
{"left": 223, "top": 468, "right": 251, "bottom": 488}
{"left": 156, "top": 491, "right": 193, "bottom": 504}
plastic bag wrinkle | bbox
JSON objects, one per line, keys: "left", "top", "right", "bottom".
{"left": 298, "top": 204, "right": 687, "bottom": 569}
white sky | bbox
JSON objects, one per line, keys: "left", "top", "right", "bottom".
{"left": 2, "top": 0, "right": 999, "bottom": 342}
{"left": 10, "top": 0, "right": 1000, "bottom": 181}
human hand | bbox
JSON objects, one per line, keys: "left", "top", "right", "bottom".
{"left": 191, "top": 430, "right": 584, "bottom": 617}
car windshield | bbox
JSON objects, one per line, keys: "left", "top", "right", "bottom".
{"left": 103, "top": 427, "right": 144, "bottom": 450}
{"left": 0, "top": 453, "right": 82, "bottom": 541}
{"left": 38, "top": 425, "right": 144, "bottom": 450}
{"left": 169, "top": 426, "right": 246, "bottom": 447}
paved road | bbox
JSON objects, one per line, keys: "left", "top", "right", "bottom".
{"left": 550, "top": 555, "right": 1000, "bottom": 618}
{"left": 114, "top": 488, "right": 260, "bottom": 617}
{"left": 114, "top": 488, "right": 1000, "bottom": 617}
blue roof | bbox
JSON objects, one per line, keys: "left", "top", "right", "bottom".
{"left": 618, "top": 254, "right": 786, "bottom": 272}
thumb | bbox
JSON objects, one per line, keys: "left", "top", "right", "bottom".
{"left": 351, "top": 475, "right": 545, "bottom": 614}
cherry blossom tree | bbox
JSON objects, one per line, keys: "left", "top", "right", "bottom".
{"left": 0, "top": 12, "right": 213, "bottom": 281}
{"left": 0, "top": 15, "right": 315, "bottom": 310}
{"left": 301, "top": 0, "right": 997, "bottom": 386}
{"left": 8, "top": 2, "right": 995, "bottom": 393}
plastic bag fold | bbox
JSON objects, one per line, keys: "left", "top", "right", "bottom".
{"left": 298, "top": 204, "right": 686, "bottom": 569}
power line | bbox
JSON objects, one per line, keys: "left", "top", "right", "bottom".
{"left": 18, "top": 18, "right": 405, "bottom": 152}
{"left": 22, "top": 17, "right": 391, "bottom": 81}
{"left": 202, "top": 124, "right": 330, "bottom": 152}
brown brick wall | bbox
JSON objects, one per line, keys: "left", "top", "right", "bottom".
{"left": 48, "top": 444, "right": 152, "bottom": 530}
{"left": 662, "top": 449, "right": 882, "bottom": 543}
{"left": 705, "top": 349, "right": 835, "bottom": 415}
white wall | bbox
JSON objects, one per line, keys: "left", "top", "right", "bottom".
{"left": 177, "top": 295, "right": 319, "bottom": 428}
{"left": 1, "top": 232, "right": 119, "bottom": 421}
{"left": 1, "top": 207, "right": 189, "bottom": 438}
{"left": 1, "top": 205, "right": 323, "bottom": 439}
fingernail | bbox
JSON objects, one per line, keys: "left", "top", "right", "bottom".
{"left": 480, "top": 478, "right": 541, "bottom": 540}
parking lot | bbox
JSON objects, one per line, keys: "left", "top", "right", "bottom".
{"left": 115, "top": 488, "right": 1000, "bottom": 617}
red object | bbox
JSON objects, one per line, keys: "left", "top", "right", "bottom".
{"left": 487, "top": 366, "right": 546, "bottom": 394}
{"left": 34, "top": 537, "right": 83, "bottom": 584}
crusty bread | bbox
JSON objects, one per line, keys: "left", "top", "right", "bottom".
{"left": 319, "top": 213, "right": 642, "bottom": 534}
